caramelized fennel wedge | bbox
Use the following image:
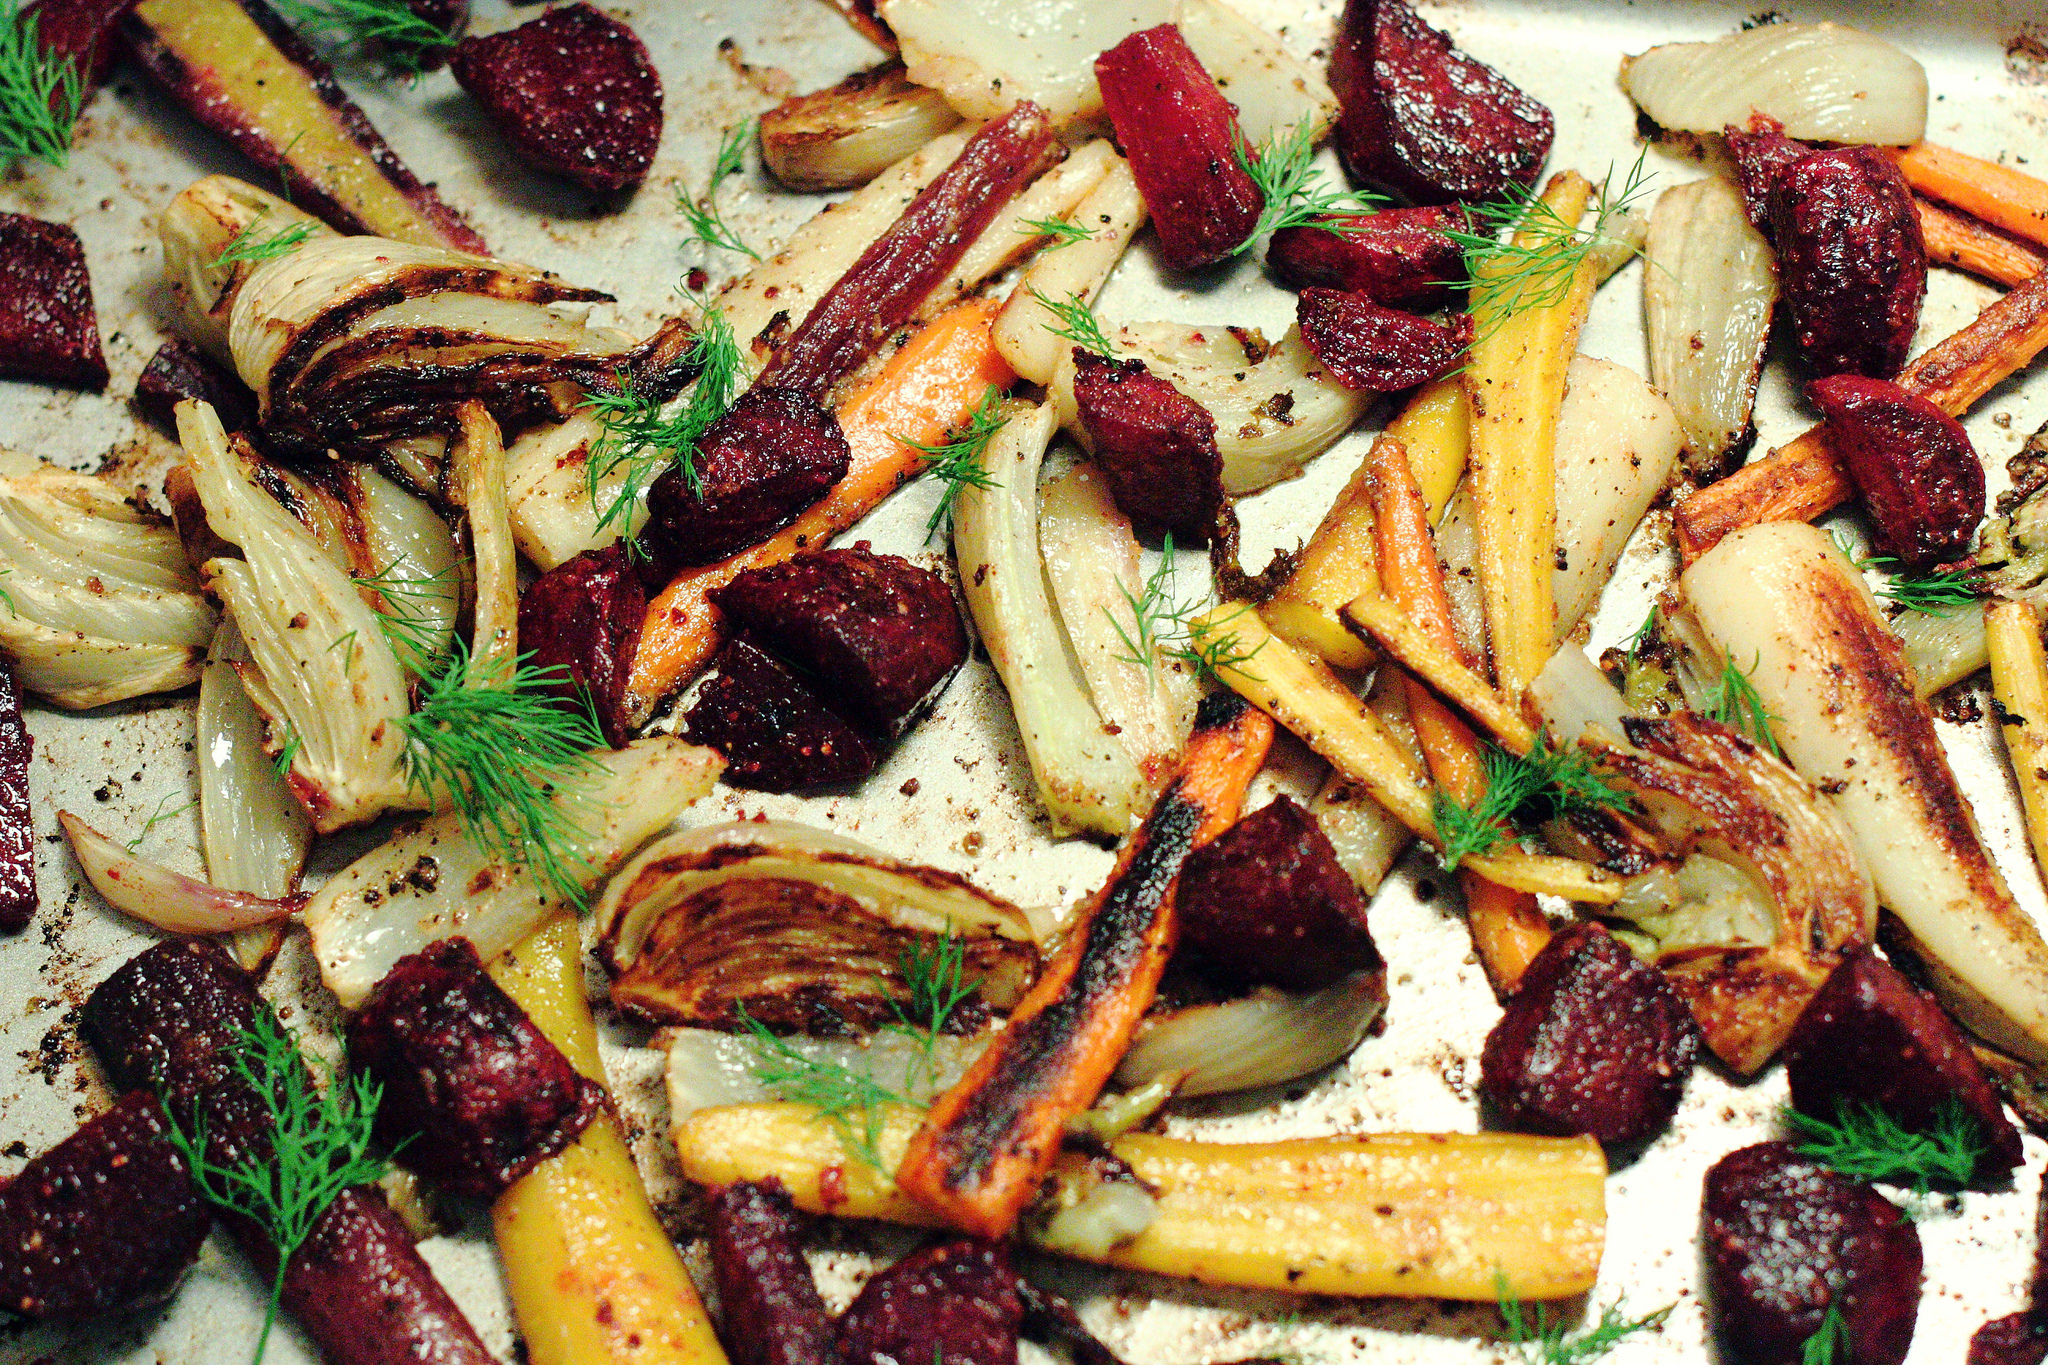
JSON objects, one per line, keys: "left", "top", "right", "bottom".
{"left": 1678, "top": 522, "right": 2048, "bottom": 1063}
{"left": 675, "top": 1102, "right": 1605, "bottom": 1301}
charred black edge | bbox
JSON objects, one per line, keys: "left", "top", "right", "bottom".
{"left": 1014, "top": 1274, "right": 1127, "bottom": 1365}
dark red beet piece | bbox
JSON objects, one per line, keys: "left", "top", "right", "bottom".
{"left": 135, "top": 337, "right": 259, "bottom": 435}
{"left": 1175, "top": 796, "right": 1384, "bottom": 993}
{"left": 348, "top": 938, "right": 604, "bottom": 1200}
{"left": 0, "top": 213, "right": 106, "bottom": 390}
{"left": 1723, "top": 113, "right": 1812, "bottom": 237}
{"left": 1266, "top": 205, "right": 1465, "bottom": 310}
{"left": 839, "top": 1239, "right": 1023, "bottom": 1365}
{"left": 683, "top": 636, "right": 878, "bottom": 791}
{"left": 0, "top": 662, "right": 33, "bottom": 934}
{"left": 1295, "top": 287, "right": 1470, "bottom": 391}
{"left": 450, "top": 3, "right": 661, "bottom": 191}
{"left": 517, "top": 543, "right": 646, "bottom": 747}
{"left": 1093, "top": 25, "right": 1263, "bottom": 271}
{"left": 712, "top": 545, "right": 966, "bottom": 736}
{"left": 1769, "top": 147, "right": 1926, "bottom": 381}
{"left": 0, "top": 1090, "right": 211, "bottom": 1320}
{"left": 708, "top": 1180, "right": 837, "bottom": 1365}
{"left": 1807, "top": 375, "right": 1984, "bottom": 570}
{"left": 1703, "top": 1142, "right": 1923, "bottom": 1365}
{"left": 1071, "top": 350, "right": 1226, "bottom": 542}
{"left": 24, "top": 0, "right": 136, "bottom": 92}
{"left": 82, "top": 940, "right": 496, "bottom": 1365}
{"left": 1014, "top": 1276, "right": 1127, "bottom": 1365}
{"left": 642, "top": 386, "right": 852, "bottom": 571}
{"left": 759, "top": 102, "right": 1059, "bottom": 400}
{"left": 1479, "top": 923, "right": 1699, "bottom": 1146}
{"left": 1972, "top": 1316, "right": 2048, "bottom": 1365}
{"left": 1328, "top": 0, "right": 1553, "bottom": 205}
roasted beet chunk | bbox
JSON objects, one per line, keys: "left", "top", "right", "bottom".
{"left": 1703, "top": 1143, "right": 1922, "bottom": 1365}
{"left": 450, "top": 3, "right": 662, "bottom": 191}
{"left": 0, "top": 213, "right": 107, "bottom": 390}
{"left": 1479, "top": 923, "right": 1699, "bottom": 1145}
{"left": 24, "top": 0, "right": 136, "bottom": 92}
{"left": 349, "top": 938, "right": 604, "bottom": 1200}
{"left": 1784, "top": 947, "right": 2021, "bottom": 1180}
{"left": 1093, "top": 25, "right": 1262, "bottom": 271}
{"left": 1296, "top": 287, "right": 1470, "bottom": 391}
{"left": 712, "top": 545, "right": 966, "bottom": 735}
{"left": 1768, "top": 147, "right": 1926, "bottom": 381}
{"left": 1176, "top": 796, "right": 1384, "bottom": 993}
{"left": 0, "top": 662, "right": 33, "bottom": 934}
{"left": 642, "top": 387, "right": 851, "bottom": 570}
{"left": 1723, "top": 113, "right": 1812, "bottom": 237}
{"left": 840, "top": 1239, "right": 1023, "bottom": 1365}
{"left": 1972, "top": 1316, "right": 2048, "bottom": 1365}
{"left": 1328, "top": 0, "right": 1553, "bottom": 205}
{"left": 684, "top": 635, "right": 878, "bottom": 791}
{"left": 1267, "top": 206, "right": 1465, "bottom": 310}
{"left": 0, "top": 1090, "right": 211, "bottom": 1320}
{"left": 517, "top": 543, "right": 647, "bottom": 747}
{"left": 708, "top": 1180, "right": 837, "bottom": 1365}
{"left": 136, "top": 337, "right": 259, "bottom": 435}
{"left": 1808, "top": 375, "right": 1983, "bottom": 570}
{"left": 1071, "top": 350, "right": 1226, "bottom": 542}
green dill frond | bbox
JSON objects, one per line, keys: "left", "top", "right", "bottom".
{"left": 894, "top": 932, "right": 979, "bottom": 1038}
{"left": 1447, "top": 148, "right": 1655, "bottom": 333}
{"left": 1497, "top": 1274, "right": 1672, "bottom": 1365}
{"left": 396, "top": 640, "right": 608, "bottom": 909}
{"left": 678, "top": 120, "right": 760, "bottom": 260}
{"left": 1171, "top": 604, "right": 1266, "bottom": 683}
{"left": 1801, "top": 1303, "right": 1850, "bottom": 1365}
{"left": 160, "top": 1013, "right": 392, "bottom": 1365}
{"left": 126, "top": 793, "right": 195, "bottom": 852}
{"left": 1230, "top": 113, "right": 1385, "bottom": 254}
{"left": 1106, "top": 533, "right": 1207, "bottom": 685}
{"left": 893, "top": 383, "right": 1007, "bottom": 542}
{"left": 271, "top": 729, "right": 303, "bottom": 778}
{"left": 1625, "top": 606, "right": 1659, "bottom": 667}
{"left": 740, "top": 1006, "right": 909, "bottom": 1171}
{"left": 1831, "top": 534, "right": 1986, "bottom": 616}
{"left": 208, "top": 217, "right": 317, "bottom": 270}
{"left": 0, "top": 1, "right": 82, "bottom": 169}
{"left": 270, "top": 0, "right": 455, "bottom": 73}
{"left": 1704, "top": 652, "right": 1782, "bottom": 756}
{"left": 1433, "top": 738, "right": 1631, "bottom": 871}
{"left": 352, "top": 555, "right": 461, "bottom": 675}
{"left": 585, "top": 298, "right": 744, "bottom": 534}
{"left": 1018, "top": 215, "right": 1095, "bottom": 250}
{"left": 0, "top": 567, "right": 16, "bottom": 615}
{"left": 1786, "top": 1095, "right": 1986, "bottom": 1192}
{"left": 1029, "top": 286, "right": 1115, "bottom": 359}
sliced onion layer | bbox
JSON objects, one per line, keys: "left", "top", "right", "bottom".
{"left": 1621, "top": 23, "right": 1927, "bottom": 146}
{"left": 1114, "top": 972, "right": 1386, "bottom": 1097}
{"left": 62, "top": 811, "right": 301, "bottom": 936}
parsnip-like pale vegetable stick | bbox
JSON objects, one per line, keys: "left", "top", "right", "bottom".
{"left": 1340, "top": 592, "right": 1536, "bottom": 753}
{"left": 1894, "top": 142, "right": 2048, "bottom": 253}
{"left": 1189, "top": 605, "right": 1620, "bottom": 904}
{"left": 490, "top": 917, "right": 728, "bottom": 1365}
{"left": 1680, "top": 522, "right": 2048, "bottom": 1064}
{"left": 674, "top": 1103, "right": 1606, "bottom": 1302}
{"left": 993, "top": 157, "right": 1147, "bottom": 386}
{"left": 1918, "top": 197, "right": 2048, "bottom": 287}
{"left": 1465, "top": 171, "right": 1595, "bottom": 700}
{"left": 1549, "top": 357, "right": 1683, "bottom": 634}
{"left": 1309, "top": 673, "right": 1423, "bottom": 896}
{"left": 1987, "top": 600, "right": 2048, "bottom": 878}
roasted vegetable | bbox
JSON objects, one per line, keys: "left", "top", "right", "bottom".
{"left": 122, "top": 0, "right": 484, "bottom": 249}
{"left": 1070, "top": 350, "right": 1226, "bottom": 542}
{"left": 992, "top": 155, "right": 1146, "bottom": 387}
{"left": 838, "top": 1239, "right": 1021, "bottom": 1365}
{"left": 0, "top": 1090, "right": 212, "bottom": 1320}
{"left": 0, "top": 211, "right": 105, "bottom": 388}
{"left": 1724, "top": 113, "right": 1811, "bottom": 234}
{"left": 1808, "top": 374, "right": 1983, "bottom": 569}
{"left": 1622, "top": 22, "right": 1928, "bottom": 145}
{"left": 1294, "top": 288, "right": 1470, "bottom": 391}
{"left": 1115, "top": 969, "right": 1387, "bottom": 1098}
{"left": 1550, "top": 356, "right": 1684, "bottom": 632}
{"left": 158, "top": 174, "right": 334, "bottom": 364}
{"left": 59, "top": 809, "right": 301, "bottom": 936}
{"left": 707, "top": 1180, "right": 837, "bottom": 1365}
{"left": 136, "top": 336, "right": 258, "bottom": 434}
{"left": 1768, "top": 146, "right": 1926, "bottom": 379}
{"left": 1328, "top": 0, "right": 1554, "bottom": 204}
{"left": 518, "top": 543, "right": 646, "bottom": 748}
{"left": 760, "top": 61, "right": 961, "bottom": 193}
{"left": 0, "top": 660, "right": 31, "bottom": 933}
{"left": 684, "top": 636, "right": 881, "bottom": 792}
{"left": 1268, "top": 206, "right": 1465, "bottom": 310}
{"left": 449, "top": 3, "right": 662, "bottom": 192}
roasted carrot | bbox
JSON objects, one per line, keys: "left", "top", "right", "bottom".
{"left": 1895, "top": 143, "right": 2048, "bottom": 253}
{"left": 1365, "top": 438, "right": 1551, "bottom": 992}
{"left": 1919, "top": 197, "right": 2048, "bottom": 287}
{"left": 1674, "top": 266, "right": 2048, "bottom": 560}
{"left": 622, "top": 299, "right": 1014, "bottom": 724}
{"left": 896, "top": 692, "right": 1275, "bottom": 1238}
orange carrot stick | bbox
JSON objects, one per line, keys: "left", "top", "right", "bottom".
{"left": 1365, "top": 437, "right": 1550, "bottom": 993}
{"left": 1895, "top": 143, "right": 2048, "bottom": 253}
{"left": 622, "top": 299, "right": 1014, "bottom": 723}
{"left": 897, "top": 694, "right": 1275, "bottom": 1237}
{"left": 1918, "top": 197, "right": 2048, "bottom": 287}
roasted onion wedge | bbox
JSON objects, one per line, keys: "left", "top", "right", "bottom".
{"left": 759, "top": 61, "right": 963, "bottom": 191}
{"left": 1621, "top": 23, "right": 1928, "bottom": 146}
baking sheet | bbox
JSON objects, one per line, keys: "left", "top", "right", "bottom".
{"left": 4, "top": 1, "right": 2048, "bottom": 1361}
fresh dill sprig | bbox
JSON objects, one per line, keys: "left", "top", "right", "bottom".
{"left": 1786, "top": 1095, "right": 1987, "bottom": 1192}
{"left": 0, "top": 1, "right": 82, "bottom": 169}
{"left": 271, "top": 729, "right": 303, "bottom": 778}
{"left": 678, "top": 119, "right": 760, "bottom": 260}
{"left": 352, "top": 556, "right": 460, "bottom": 674}
{"left": 1830, "top": 533, "right": 1985, "bottom": 616}
{"left": 159, "top": 1013, "right": 393, "bottom": 1365}
{"left": 1230, "top": 113, "right": 1384, "bottom": 254}
{"left": 585, "top": 297, "right": 744, "bottom": 534}
{"left": 126, "top": 793, "right": 195, "bottom": 852}
{"left": 1019, "top": 215, "right": 1095, "bottom": 250}
{"left": 269, "top": 0, "right": 455, "bottom": 74}
{"left": 1029, "top": 286, "right": 1114, "bottom": 359}
{"left": 894, "top": 383, "right": 1006, "bottom": 542}
{"left": 1446, "top": 148, "right": 1655, "bottom": 331}
{"left": 1704, "top": 653, "right": 1782, "bottom": 756}
{"left": 0, "top": 567, "right": 15, "bottom": 615}
{"left": 893, "top": 932, "right": 978, "bottom": 1039}
{"left": 1497, "top": 1275, "right": 1672, "bottom": 1365}
{"left": 396, "top": 640, "right": 607, "bottom": 908}
{"left": 1106, "top": 533, "right": 1208, "bottom": 683}
{"left": 209, "top": 216, "right": 317, "bottom": 270}
{"left": 739, "top": 1005, "right": 907, "bottom": 1171}
{"left": 1801, "top": 1303, "right": 1851, "bottom": 1365}
{"left": 1624, "top": 606, "right": 1659, "bottom": 668}
{"left": 1168, "top": 604, "right": 1266, "bottom": 683}
{"left": 1433, "top": 737, "right": 1631, "bottom": 871}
